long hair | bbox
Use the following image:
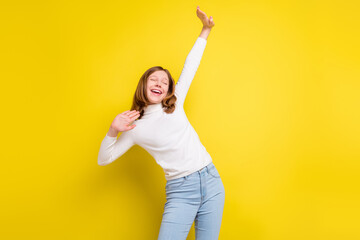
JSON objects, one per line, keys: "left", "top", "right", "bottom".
{"left": 131, "top": 66, "right": 177, "bottom": 119}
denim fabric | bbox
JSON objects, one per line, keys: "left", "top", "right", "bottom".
{"left": 158, "top": 162, "right": 225, "bottom": 240}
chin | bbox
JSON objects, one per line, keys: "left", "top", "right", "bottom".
{"left": 148, "top": 95, "right": 164, "bottom": 104}
{"left": 152, "top": 99, "right": 162, "bottom": 104}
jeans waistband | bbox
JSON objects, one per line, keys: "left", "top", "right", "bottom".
{"left": 166, "top": 162, "right": 214, "bottom": 182}
{"left": 186, "top": 162, "right": 214, "bottom": 179}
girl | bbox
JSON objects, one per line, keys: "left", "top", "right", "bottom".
{"left": 98, "top": 6, "right": 224, "bottom": 240}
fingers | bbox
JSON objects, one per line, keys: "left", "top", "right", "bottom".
{"left": 129, "top": 114, "right": 140, "bottom": 122}
{"left": 123, "top": 109, "right": 139, "bottom": 116}
{"left": 196, "top": 6, "right": 204, "bottom": 14}
{"left": 196, "top": 6, "right": 213, "bottom": 25}
{"left": 120, "top": 110, "right": 140, "bottom": 126}
{"left": 123, "top": 110, "right": 136, "bottom": 115}
{"left": 121, "top": 111, "right": 140, "bottom": 124}
{"left": 124, "top": 123, "right": 136, "bottom": 132}
{"left": 197, "top": 9, "right": 206, "bottom": 17}
{"left": 210, "top": 16, "right": 214, "bottom": 26}
{"left": 128, "top": 111, "right": 140, "bottom": 119}
{"left": 122, "top": 110, "right": 130, "bottom": 116}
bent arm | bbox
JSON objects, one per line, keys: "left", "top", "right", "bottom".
{"left": 97, "top": 130, "right": 135, "bottom": 166}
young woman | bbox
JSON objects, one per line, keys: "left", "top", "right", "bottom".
{"left": 97, "top": 6, "right": 225, "bottom": 240}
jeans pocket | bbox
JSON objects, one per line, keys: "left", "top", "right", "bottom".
{"left": 165, "top": 177, "right": 187, "bottom": 191}
{"left": 208, "top": 165, "right": 221, "bottom": 178}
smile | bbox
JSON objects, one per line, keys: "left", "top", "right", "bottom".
{"left": 151, "top": 89, "right": 162, "bottom": 95}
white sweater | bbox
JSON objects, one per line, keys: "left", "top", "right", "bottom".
{"left": 97, "top": 37, "right": 212, "bottom": 180}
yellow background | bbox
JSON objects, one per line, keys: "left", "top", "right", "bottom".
{"left": 1, "top": 0, "right": 359, "bottom": 239}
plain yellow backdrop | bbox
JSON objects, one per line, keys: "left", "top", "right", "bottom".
{"left": 1, "top": 0, "right": 359, "bottom": 239}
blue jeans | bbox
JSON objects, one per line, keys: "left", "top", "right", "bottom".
{"left": 158, "top": 162, "right": 225, "bottom": 240}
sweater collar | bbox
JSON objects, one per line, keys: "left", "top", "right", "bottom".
{"left": 143, "top": 102, "right": 163, "bottom": 116}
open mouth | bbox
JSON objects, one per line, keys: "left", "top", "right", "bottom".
{"left": 151, "top": 89, "right": 162, "bottom": 96}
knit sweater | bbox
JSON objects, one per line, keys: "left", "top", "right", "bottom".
{"left": 97, "top": 37, "right": 212, "bottom": 180}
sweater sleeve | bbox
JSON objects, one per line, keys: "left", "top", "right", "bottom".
{"left": 97, "top": 130, "right": 135, "bottom": 166}
{"left": 175, "top": 37, "right": 207, "bottom": 106}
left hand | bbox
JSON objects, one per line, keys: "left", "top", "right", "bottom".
{"left": 196, "top": 6, "right": 215, "bottom": 29}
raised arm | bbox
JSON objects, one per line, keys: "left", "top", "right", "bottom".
{"left": 175, "top": 6, "right": 215, "bottom": 106}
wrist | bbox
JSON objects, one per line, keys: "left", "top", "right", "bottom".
{"left": 202, "top": 26, "right": 212, "bottom": 32}
{"left": 200, "top": 27, "right": 211, "bottom": 40}
{"left": 107, "top": 126, "right": 119, "bottom": 137}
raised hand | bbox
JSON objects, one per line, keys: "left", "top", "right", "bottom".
{"left": 196, "top": 6, "right": 215, "bottom": 29}
{"left": 110, "top": 110, "right": 140, "bottom": 133}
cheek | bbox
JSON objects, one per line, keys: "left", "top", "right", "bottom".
{"left": 147, "top": 89, "right": 153, "bottom": 98}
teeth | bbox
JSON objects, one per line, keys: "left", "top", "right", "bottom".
{"left": 151, "top": 89, "right": 161, "bottom": 94}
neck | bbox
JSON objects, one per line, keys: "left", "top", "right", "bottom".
{"left": 143, "top": 102, "right": 163, "bottom": 116}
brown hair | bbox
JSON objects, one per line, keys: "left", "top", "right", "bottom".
{"left": 130, "top": 66, "right": 177, "bottom": 119}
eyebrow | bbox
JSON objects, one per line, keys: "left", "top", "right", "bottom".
{"left": 149, "top": 77, "right": 169, "bottom": 81}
